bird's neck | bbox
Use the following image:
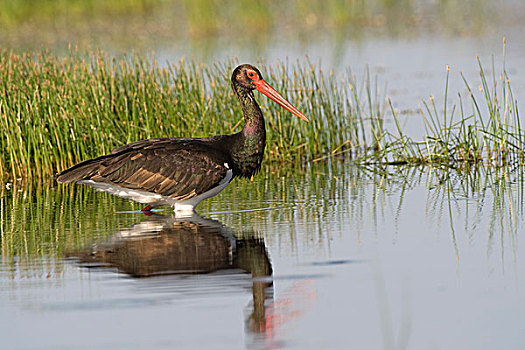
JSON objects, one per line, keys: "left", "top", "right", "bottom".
{"left": 231, "top": 84, "right": 266, "bottom": 178}
{"left": 234, "top": 86, "right": 265, "bottom": 136}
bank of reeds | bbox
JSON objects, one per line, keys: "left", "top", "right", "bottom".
{"left": 0, "top": 48, "right": 522, "bottom": 182}
{"left": 369, "top": 44, "right": 524, "bottom": 167}
{"left": 0, "top": 49, "right": 380, "bottom": 180}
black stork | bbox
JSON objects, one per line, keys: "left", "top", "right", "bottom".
{"left": 57, "top": 64, "right": 309, "bottom": 212}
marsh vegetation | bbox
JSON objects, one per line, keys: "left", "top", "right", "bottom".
{"left": 0, "top": 45, "right": 522, "bottom": 181}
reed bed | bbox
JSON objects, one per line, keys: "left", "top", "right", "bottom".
{"left": 370, "top": 43, "right": 524, "bottom": 167}
{"left": 0, "top": 48, "right": 522, "bottom": 182}
{"left": 0, "top": 49, "right": 377, "bottom": 180}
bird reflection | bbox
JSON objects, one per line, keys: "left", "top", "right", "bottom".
{"left": 68, "top": 213, "right": 273, "bottom": 334}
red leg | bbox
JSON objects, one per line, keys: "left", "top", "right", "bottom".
{"left": 141, "top": 205, "right": 153, "bottom": 212}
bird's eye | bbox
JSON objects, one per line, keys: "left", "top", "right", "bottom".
{"left": 247, "top": 71, "right": 257, "bottom": 80}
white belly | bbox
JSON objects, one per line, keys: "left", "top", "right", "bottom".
{"left": 78, "top": 169, "right": 233, "bottom": 212}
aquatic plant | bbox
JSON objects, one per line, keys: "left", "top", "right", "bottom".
{"left": 0, "top": 50, "right": 380, "bottom": 180}
{"left": 369, "top": 41, "right": 524, "bottom": 167}
{"left": 0, "top": 46, "right": 522, "bottom": 182}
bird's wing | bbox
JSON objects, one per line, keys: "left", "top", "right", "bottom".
{"left": 111, "top": 137, "right": 177, "bottom": 154}
{"left": 57, "top": 141, "right": 232, "bottom": 200}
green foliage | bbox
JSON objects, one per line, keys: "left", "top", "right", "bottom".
{"left": 0, "top": 50, "right": 380, "bottom": 180}
{"left": 370, "top": 42, "right": 524, "bottom": 166}
{"left": 0, "top": 48, "right": 523, "bottom": 182}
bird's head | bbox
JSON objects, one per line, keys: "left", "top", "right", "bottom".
{"left": 232, "top": 64, "right": 309, "bottom": 122}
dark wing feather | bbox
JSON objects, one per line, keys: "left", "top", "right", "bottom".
{"left": 57, "top": 139, "right": 233, "bottom": 200}
{"left": 110, "top": 137, "right": 201, "bottom": 154}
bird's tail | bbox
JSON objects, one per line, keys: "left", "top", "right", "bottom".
{"left": 56, "top": 157, "right": 105, "bottom": 183}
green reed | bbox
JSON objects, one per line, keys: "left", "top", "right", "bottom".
{"left": 0, "top": 47, "right": 523, "bottom": 182}
{"left": 370, "top": 41, "right": 524, "bottom": 167}
{"left": 0, "top": 50, "right": 382, "bottom": 181}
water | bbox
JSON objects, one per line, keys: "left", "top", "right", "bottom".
{"left": 2, "top": 1, "right": 525, "bottom": 348}
{"left": 1, "top": 162, "right": 524, "bottom": 349}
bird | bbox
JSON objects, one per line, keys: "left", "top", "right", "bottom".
{"left": 56, "top": 64, "right": 309, "bottom": 213}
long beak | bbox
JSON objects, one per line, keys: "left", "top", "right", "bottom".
{"left": 253, "top": 79, "right": 310, "bottom": 122}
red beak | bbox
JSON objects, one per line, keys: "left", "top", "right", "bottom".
{"left": 253, "top": 79, "right": 309, "bottom": 122}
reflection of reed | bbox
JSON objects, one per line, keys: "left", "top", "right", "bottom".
{"left": 68, "top": 213, "right": 273, "bottom": 334}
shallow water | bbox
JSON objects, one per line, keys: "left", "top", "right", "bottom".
{"left": 1, "top": 162, "right": 524, "bottom": 349}
{"left": 2, "top": 2, "right": 525, "bottom": 347}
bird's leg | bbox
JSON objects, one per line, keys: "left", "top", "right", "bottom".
{"left": 141, "top": 205, "right": 153, "bottom": 212}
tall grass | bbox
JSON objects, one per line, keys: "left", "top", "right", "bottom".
{"left": 0, "top": 50, "right": 381, "bottom": 180}
{"left": 368, "top": 42, "right": 524, "bottom": 167}
{"left": 0, "top": 47, "right": 523, "bottom": 182}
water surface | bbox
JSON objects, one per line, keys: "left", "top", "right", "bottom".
{"left": 2, "top": 1, "right": 525, "bottom": 348}
{"left": 1, "top": 162, "right": 524, "bottom": 349}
